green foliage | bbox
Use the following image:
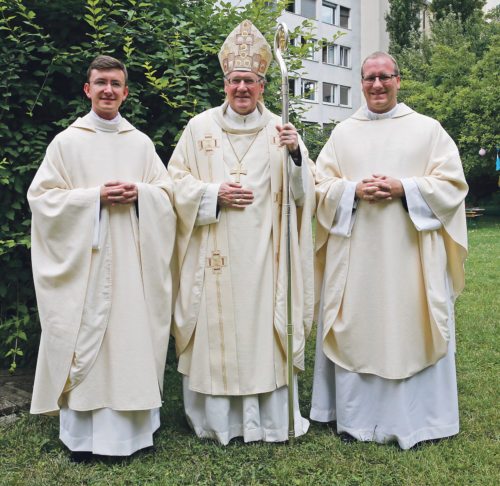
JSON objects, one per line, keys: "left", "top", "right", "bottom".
{"left": 0, "top": 0, "right": 55, "bottom": 370}
{"left": 0, "top": 218, "right": 499, "bottom": 483}
{"left": 385, "top": 0, "right": 426, "bottom": 53}
{"left": 430, "top": 0, "right": 486, "bottom": 22}
{"left": 397, "top": 11, "right": 500, "bottom": 200}
{"left": 301, "top": 123, "right": 334, "bottom": 161}
{"left": 0, "top": 0, "right": 312, "bottom": 370}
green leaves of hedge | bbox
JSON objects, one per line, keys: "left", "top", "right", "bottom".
{"left": 0, "top": 0, "right": 306, "bottom": 369}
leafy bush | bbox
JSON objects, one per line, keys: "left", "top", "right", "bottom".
{"left": 397, "top": 9, "right": 500, "bottom": 201}
{"left": 0, "top": 0, "right": 316, "bottom": 370}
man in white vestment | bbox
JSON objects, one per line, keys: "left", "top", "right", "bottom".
{"left": 28, "top": 55, "right": 176, "bottom": 458}
{"left": 311, "top": 52, "right": 468, "bottom": 449}
{"left": 168, "top": 20, "right": 315, "bottom": 444}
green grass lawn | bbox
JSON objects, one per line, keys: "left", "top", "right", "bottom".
{"left": 1, "top": 217, "right": 498, "bottom": 486}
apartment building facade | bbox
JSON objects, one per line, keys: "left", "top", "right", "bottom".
{"left": 229, "top": 1, "right": 392, "bottom": 126}
{"left": 280, "top": 1, "right": 361, "bottom": 126}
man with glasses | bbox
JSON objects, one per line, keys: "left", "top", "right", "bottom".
{"left": 168, "top": 20, "right": 315, "bottom": 444}
{"left": 311, "top": 51, "right": 468, "bottom": 448}
{"left": 28, "top": 55, "right": 175, "bottom": 458}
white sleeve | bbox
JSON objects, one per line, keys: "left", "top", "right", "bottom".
{"left": 289, "top": 148, "right": 307, "bottom": 203}
{"left": 401, "top": 177, "right": 442, "bottom": 231}
{"left": 92, "top": 192, "right": 101, "bottom": 249}
{"left": 195, "top": 183, "right": 221, "bottom": 226}
{"left": 330, "top": 181, "right": 357, "bottom": 237}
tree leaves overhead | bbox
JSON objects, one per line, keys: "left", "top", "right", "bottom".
{"left": 385, "top": 0, "right": 427, "bottom": 53}
{"left": 430, "top": 0, "right": 487, "bottom": 22}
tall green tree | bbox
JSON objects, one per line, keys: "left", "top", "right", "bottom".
{"left": 385, "top": 0, "right": 426, "bottom": 53}
{"left": 397, "top": 9, "right": 499, "bottom": 200}
{"left": 430, "top": 0, "right": 486, "bottom": 22}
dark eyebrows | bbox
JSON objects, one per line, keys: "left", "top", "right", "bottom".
{"left": 93, "top": 77, "right": 124, "bottom": 85}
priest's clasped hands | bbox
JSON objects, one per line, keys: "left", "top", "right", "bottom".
{"left": 355, "top": 174, "right": 404, "bottom": 203}
{"left": 100, "top": 181, "right": 138, "bottom": 205}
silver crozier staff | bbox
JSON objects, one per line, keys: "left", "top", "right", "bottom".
{"left": 273, "top": 22, "right": 295, "bottom": 441}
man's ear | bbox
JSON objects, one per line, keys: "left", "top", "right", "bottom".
{"left": 83, "top": 83, "right": 91, "bottom": 99}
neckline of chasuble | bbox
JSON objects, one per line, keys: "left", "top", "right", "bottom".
{"left": 213, "top": 101, "right": 272, "bottom": 134}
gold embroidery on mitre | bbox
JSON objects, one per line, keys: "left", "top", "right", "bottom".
{"left": 218, "top": 20, "right": 272, "bottom": 77}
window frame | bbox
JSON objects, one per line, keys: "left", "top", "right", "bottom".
{"left": 321, "top": 1, "right": 337, "bottom": 25}
{"left": 301, "top": 0, "right": 317, "bottom": 19}
{"left": 301, "top": 78, "right": 318, "bottom": 102}
{"left": 301, "top": 37, "right": 317, "bottom": 62}
{"left": 339, "top": 45, "right": 351, "bottom": 68}
{"left": 322, "top": 43, "right": 335, "bottom": 65}
{"left": 285, "top": 1, "right": 296, "bottom": 13}
{"left": 322, "top": 82, "right": 336, "bottom": 105}
{"left": 339, "top": 6, "right": 350, "bottom": 29}
{"left": 339, "top": 84, "right": 351, "bottom": 107}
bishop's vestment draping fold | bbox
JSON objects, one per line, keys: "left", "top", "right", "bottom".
{"left": 29, "top": 114, "right": 175, "bottom": 415}
{"left": 314, "top": 103, "right": 468, "bottom": 380}
{"left": 168, "top": 102, "right": 315, "bottom": 397}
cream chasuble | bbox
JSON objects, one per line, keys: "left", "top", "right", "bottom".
{"left": 311, "top": 103, "right": 467, "bottom": 448}
{"left": 168, "top": 101, "right": 315, "bottom": 397}
{"left": 314, "top": 103, "right": 468, "bottom": 380}
{"left": 29, "top": 113, "right": 175, "bottom": 415}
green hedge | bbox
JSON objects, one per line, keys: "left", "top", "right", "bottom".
{"left": 0, "top": 0, "right": 316, "bottom": 370}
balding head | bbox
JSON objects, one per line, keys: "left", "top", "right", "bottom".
{"left": 361, "top": 52, "right": 400, "bottom": 78}
{"left": 361, "top": 52, "right": 401, "bottom": 113}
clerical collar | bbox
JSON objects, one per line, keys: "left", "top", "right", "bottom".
{"left": 365, "top": 103, "right": 400, "bottom": 120}
{"left": 224, "top": 105, "right": 262, "bottom": 129}
{"left": 89, "top": 110, "right": 122, "bottom": 132}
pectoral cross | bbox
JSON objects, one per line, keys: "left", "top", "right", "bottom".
{"left": 230, "top": 165, "right": 247, "bottom": 183}
{"left": 207, "top": 250, "right": 227, "bottom": 274}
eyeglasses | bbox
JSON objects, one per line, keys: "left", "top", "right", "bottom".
{"left": 225, "top": 77, "right": 262, "bottom": 86}
{"left": 361, "top": 74, "right": 399, "bottom": 84}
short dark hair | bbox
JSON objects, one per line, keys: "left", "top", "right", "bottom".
{"left": 361, "top": 51, "right": 400, "bottom": 77}
{"left": 87, "top": 55, "right": 128, "bottom": 84}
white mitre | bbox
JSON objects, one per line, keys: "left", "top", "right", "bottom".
{"left": 218, "top": 19, "right": 272, "bottom": 76}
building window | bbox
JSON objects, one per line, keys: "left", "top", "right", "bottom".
{"left": 321, "top": 1, "right": 336, "bottom": 24}
{"left": 302, "top": 37, "right": 317, "bottom": 61}
{"left": 301, "top": 79, "right": 317, "bottom": 101}
{"left": 301, "top": 0, "right": 316, "bottom": 19}
{"left": 339, "top": 6, "right": 350, "bottom": 29}
{"left": 323, "top": 82, "right": 336, "bottom": 104}
{"left": 322, "top": 44, "right": 335, "bottom": 65}
{"left": 339, "top": 46, "right": 350, "bottom": 67}
{"left": 289, "top": 78, "right": 296, "bottom": 97}
{"left": 339, "top": 85, "right": 350, "bottom": 106}
{"left": 285, "top": 1, "right": 296, "bottom": 13}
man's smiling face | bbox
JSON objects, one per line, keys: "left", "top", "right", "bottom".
{"left": 224, "top": 71, "right": 264, "bottom": 115}
{"left": 361, "top": 56, "right": 400, "bottom": 114}
{"left": 84, "top": 68, "right": 128, "bottom": 120}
